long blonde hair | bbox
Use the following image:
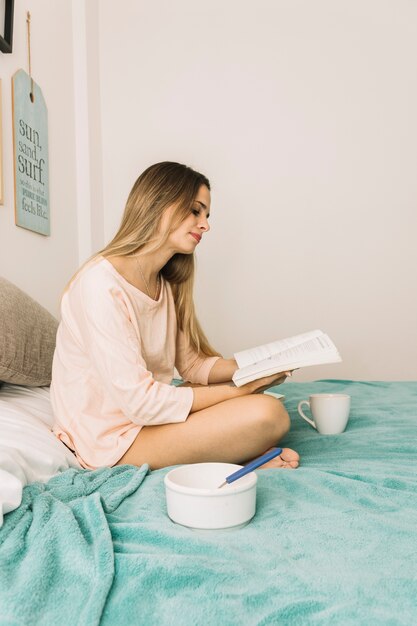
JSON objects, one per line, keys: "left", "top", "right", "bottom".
{"left": 68, "top": 161, "right": 220, "bottom": 357}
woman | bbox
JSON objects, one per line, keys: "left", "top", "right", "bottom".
{"left": 51, "top": 162, "right": 299, "bottom": 471}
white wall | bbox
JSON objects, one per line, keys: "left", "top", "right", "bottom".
{"left": 0, "top": 0, "right": 79, "bottom": 317}
{"left": 2, "top": 1, "right": 415, "bottom": 381}
{"left": 95, "top": 0, "right": 417, "bottom": 381}
{"left": 72, "top": 0, "right": 104, "bottom": 263}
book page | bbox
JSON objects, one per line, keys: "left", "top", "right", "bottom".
{"left": 234, "top": 329, "right": 323, "bottom": 368}
{"left": 232, "top": 331, "right": 342, "bottom": 387}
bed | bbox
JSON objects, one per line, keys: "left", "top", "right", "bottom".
{"left": 1, "top": 277, "right": 416, "bottom": 625}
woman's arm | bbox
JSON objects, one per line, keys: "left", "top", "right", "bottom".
{"left": 189, "top": 380, "right": 246, "bottom": 412}
{"left": 177, "top": 357, "right": 244, "bottom": 413}
{"left": 189, "top": 370, "right": 289, "bottom": 413}
{"left": 207, "top": 358, "right": 238, "bottom": 384}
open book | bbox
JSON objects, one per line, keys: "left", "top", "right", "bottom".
{"left": 232, "top": 329, "right": 342, "bottom": 387}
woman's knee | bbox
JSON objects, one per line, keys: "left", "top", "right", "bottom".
{"left": 250, "top": 394, "right": 290, "bottom": 439}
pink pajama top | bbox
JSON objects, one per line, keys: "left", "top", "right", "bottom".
{"left": 50, "top": 257, "right": 220, "bottom": 469}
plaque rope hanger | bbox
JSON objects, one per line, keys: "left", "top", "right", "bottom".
{"left": 26, "top": 12, "right": 34, "bottom": 102}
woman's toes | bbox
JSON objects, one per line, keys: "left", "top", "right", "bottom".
{"left": 258, "top": 447, "right": 300, "bottom": 469}
{"left": 280, "top": 447, "right": 300, "bottom": 468}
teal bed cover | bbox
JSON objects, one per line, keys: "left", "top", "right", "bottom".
{"left": 1, "top": 380, "right": 416, "bottom": 625}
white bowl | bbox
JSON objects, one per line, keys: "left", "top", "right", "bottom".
{"left": 164, "top": 462, "right": 257, "bottom": 530}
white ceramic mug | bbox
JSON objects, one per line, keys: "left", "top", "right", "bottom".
{"left": 297, "top": 394, "right": 351, "bottom": 434}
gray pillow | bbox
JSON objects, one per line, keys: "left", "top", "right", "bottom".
{"left": 0, "top": 277, "right": 58, "bottom": 386}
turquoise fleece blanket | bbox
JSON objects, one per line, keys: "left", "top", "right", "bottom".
{"left": 1, "top": 380, "right": 417, "bottom": 625}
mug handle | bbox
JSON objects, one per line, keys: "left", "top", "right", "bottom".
{"left": 297, "top": 400, "right": 317, "bottom": 429}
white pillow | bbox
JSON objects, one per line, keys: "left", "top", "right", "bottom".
{"left": 0, "top": 383, "right": 81, "bottom": 526}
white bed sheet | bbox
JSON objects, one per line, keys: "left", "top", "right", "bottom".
{"left": 0, "top": 383, "right": 81, "bottom": 526}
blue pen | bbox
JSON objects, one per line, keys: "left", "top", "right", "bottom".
{"left": 218, "top": 447, "right": 283, "bottom": 488}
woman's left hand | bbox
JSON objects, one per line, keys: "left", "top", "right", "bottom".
{"left": 250, "top": 370, "right": 293, "bottom": 394}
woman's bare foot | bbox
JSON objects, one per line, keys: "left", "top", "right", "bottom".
{"left": 258, "top": 447, "right": 300, "bottom": 469}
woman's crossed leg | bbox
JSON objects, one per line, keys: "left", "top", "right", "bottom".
{"left": 115, "top": 394, "right": 299, "bottom": 470}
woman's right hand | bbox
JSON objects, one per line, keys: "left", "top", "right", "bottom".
{"left": 243, "top": 371, "right": 292, "bottom": 395}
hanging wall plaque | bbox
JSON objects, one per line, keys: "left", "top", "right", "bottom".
{"left": 12, "top": 69, "right": 50, "bottom": 235}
